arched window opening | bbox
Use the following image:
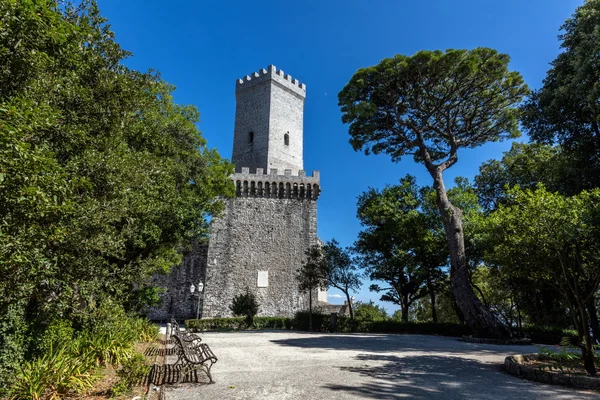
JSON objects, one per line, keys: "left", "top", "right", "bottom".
{"left": 248, "top": 131, "right": 254, "bottom": 144}
{"left": 284, "top": 132, "right": 289, "bottom": 146}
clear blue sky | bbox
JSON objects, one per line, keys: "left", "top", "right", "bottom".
{"left": 97, "top": 0, "right": 583, "bottom": 313}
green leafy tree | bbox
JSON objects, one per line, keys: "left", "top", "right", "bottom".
{"left": 482, "top": 186, "right": 600, "bottom": 375}
{"left": 355, "top": 175, "right": 448, "bottom": 322}
{"left": 354, "top": 301, "right": 388, "bottom": 322}
{"left": 319, "top": 240, "right": 362, "bottom": 320}
{"left": 0, "top": 0, "right": 233, "bottom": 388}
{"left": 475, "top": 143, "right": 567, "bottom": 210}
{"left": 521, "top": 0, "right": 600, "bottom": 192}
{"left": 230, "top": 289, "right": 260, "bottom": 326}
{"left": 474, "top": 143, "right": 578, "bottom": 329}
{"left": 339, "top": 48, "right": 528, "bottom": 338}
{"left": 299, "top": 240, "right": 361, "bottom": 322}
{"left": 297, "top": 246, "right": 327, "bottom": 330}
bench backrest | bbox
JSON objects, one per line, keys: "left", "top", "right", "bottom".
{"left": 173, "top": 334, "right": 217, "bottom": 364}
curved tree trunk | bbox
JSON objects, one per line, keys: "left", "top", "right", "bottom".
{"left": 431, "top": 170, "right": 510, "bottom": 338}
{"left": 344, "top": 291, "right": 355, "bottom": 320}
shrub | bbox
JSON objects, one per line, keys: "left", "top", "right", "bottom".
{"left": 0, "top": 303, "right": 29, "bottom": 396}
{"left": 186, "top": 317, "right": 293, "bottom": 331}
{"left": 292, "top": 311, "right": 330, "bottom": 332}
{"left": 33, "top": 319, "right": 76, "bottom": 357}
{"left": 229, "top": 289, "right": 259, "bottom": 326}
{"left": 130, "top": 317, "right": 159, "bottom": 343}
{"left": 518, "top": 326, "right": 579, "bottom": 345}
{"left": 9, "top": 345, "right": 96, "bottom": 400}
{"left": 76, "top": 329, "right": 135, "bottom": 367}
{"left": 252, "top": 317, "right": 293, "bottom": 330}
{"left": 117, "top": 353, "right": 150, "bottom": 389}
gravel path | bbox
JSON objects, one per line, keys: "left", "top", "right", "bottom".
{"left": 164, "top": 331, "right": 597, "bottom": 399}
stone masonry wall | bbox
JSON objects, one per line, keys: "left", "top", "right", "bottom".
{"left": 146, "top": 242, "right": 208, "bottom": 321}
{"left": 232, "top": 65, "right": 305, "bottom": 175}
{"left": 202, "top": 169, "right": 320, "bottom": 318}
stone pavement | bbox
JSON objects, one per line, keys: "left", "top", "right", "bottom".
{"left": 164, "top": 331, "right": 598, "bottom": 399}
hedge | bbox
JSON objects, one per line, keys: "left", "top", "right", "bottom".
{"left": 517, "top": 326, "right": 579, "bottom": 345}
{"left": 185, "top": 317, "right": 293, "bottom": 332}
{"left": 184, "top": 314, "right": 579, "bottom": 345}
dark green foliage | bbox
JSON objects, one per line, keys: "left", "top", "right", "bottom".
{"left": 0, "top": 0, "right": 231, "bottom": 389}
{"left": 229, "top": 289, "right": 260, "bottom": 325}
{"left": 521, "top": 0, "right": 600, "bottom": 192}
{"left": 519, "top": 326, "right": 579, "bottom": 346}
{"left": 116, "top": 353, "right": 150, "bottom": 389}
{"left": 482, "top": 186, "right": 600, "bottom": 375}
{"left": 475, "top": 143, "right": 568, "bottom": 210}
{"left": 338, "top": 48, "right": 528, "bottom": 164}
{"left": 0, "top": 303, "right": 29, "bottom": 393}
{"left": 292, "top": 311, "right": 331, "bottom": 332}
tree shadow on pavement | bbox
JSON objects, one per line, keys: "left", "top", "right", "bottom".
{"left": 324, "top": 353, "right": 596, "bottom": 400}
{"left": 271, "top": 333, "right": 540, "bottom": 356}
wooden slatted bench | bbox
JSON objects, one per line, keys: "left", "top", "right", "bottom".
{"left": 172, "top": 333, "right": 217, "bottom": 383}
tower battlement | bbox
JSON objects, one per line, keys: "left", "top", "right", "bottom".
{"left": 232, "top": 168, "right": 320, "bottom": 200}
{"left": 236, "top": 65, "right": 306, "bottom": 98}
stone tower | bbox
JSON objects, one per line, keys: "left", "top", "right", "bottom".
{"left": 200, "top": 66, "right": 321, "bottom": 318}
{"left": 232, "top": 65, "right": 305, "bottom": 175}
{"left": 146, "top": 66, "right": 322, "bottom": 321}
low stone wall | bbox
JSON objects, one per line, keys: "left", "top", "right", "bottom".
{"left": 504, "top": 353, "right": 600, "bottom": 391}
{"left": 461, "top": 336, "right": 531, "bottom": 345}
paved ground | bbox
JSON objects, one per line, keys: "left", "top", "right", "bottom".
{"left": 164, "top": 331, "right": 598, "bottom": 399}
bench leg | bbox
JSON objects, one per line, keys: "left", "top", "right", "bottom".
{"left": 204, "top": 361, "right": 215, "bottom": 384}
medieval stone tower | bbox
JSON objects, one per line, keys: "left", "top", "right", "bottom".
{"left": 201, "top": 65, "right": 321, "bottom": 318}
{"left": 147, "top": 65, "right": 322, "bottom": 320}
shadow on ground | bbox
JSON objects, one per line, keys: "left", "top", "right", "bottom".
{"left": 270, "top": 333, "right": 537, "bottom": 356}
{"left": 325, "top": 353, "right": 592, "bottom": 399}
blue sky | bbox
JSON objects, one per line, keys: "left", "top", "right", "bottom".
{"left": 97, "top": 0, "right": 583, "bottom": 314}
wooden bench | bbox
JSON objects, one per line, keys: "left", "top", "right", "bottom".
{"left": 172, "top": 333, "right": 217, "bottom": 383}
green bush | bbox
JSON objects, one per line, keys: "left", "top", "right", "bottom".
{"left": 252, "top": 317, "right": 293, "bottom": 330}
{"left": 117, "top": 353, "right": 150, "bottom": 389}
{"left": 0, "top": 303, "right": 29, "bottom": 397}
{"left": 518, "top": 326, "right": 579, "bottom": 345}
{"left": 130, "top": 317, "right": 159, "bottom": 343}
{"left": 33, "top": 319, "right": 76, "bottom": 357}
{"left": 291, "top": 311, "right": 330, "bottom": 332}
{"left": 230, "top": 289, "right": 260, "bottom": 325}
{"left": 9, "top": 344, "right": 96, "bottom": 400}
{"left": 186, "top": 317, "right": 293, "bottom": 331}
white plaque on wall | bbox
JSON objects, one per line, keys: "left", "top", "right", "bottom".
{"left": 257, "top": 270, "right": 268, "bottom": 287}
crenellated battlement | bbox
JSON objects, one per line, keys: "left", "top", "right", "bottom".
{"left": 236, "top": 65, "right": 306, "bottom": 97}
{"left": 232, "top": 167, "right": 320, "bottom": 200}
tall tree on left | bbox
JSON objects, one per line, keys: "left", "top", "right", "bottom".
{"left": 0, "top": 0, "right": 233, "bottom": 388}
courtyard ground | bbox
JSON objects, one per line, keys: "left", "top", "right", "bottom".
{"left": 164, "top": 331, "right": 598, "bottom": 400}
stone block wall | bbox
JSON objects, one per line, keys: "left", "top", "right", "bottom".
{"left": 146, "top": 242, "right": 208, "bottom": 321}
{"left": 232, "top": 65, "right": 305, "bottom": 175}
{"left": 202, "top": 169, "right": 320, "bottom": 318}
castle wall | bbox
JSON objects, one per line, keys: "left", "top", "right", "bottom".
{"left": 146, "top": 242, "right": 208, "bottom": 321}
{"left": 201, "top": 168, "right": 320, "bottom": 318}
